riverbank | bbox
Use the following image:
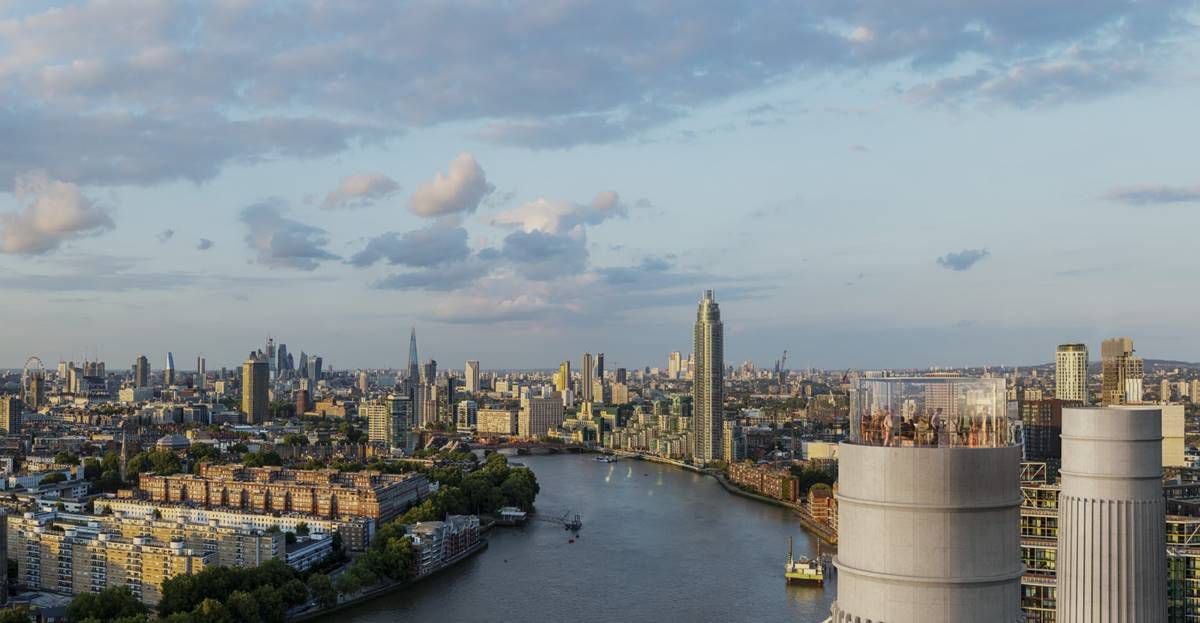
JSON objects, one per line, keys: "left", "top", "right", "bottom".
{"left": 612, "top": 450, "right": 838, "bottom": 545}
{"left": 291, "top": 539, "right": 489, "bottom": 622}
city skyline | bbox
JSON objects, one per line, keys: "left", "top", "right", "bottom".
{"left": 1, "top": 3, "right": 1199, "bottom": 368}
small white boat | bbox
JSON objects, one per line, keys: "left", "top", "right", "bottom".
{"left": 594, "top": 455, "right": 617, "bottom": 463}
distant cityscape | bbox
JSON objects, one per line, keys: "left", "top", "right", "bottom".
{"left": 0, "top": 287, "right": 1196, "bottom": 620}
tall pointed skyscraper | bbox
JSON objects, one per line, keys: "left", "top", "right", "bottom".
{"left": 164, "top": 352, "right": 176, "bottom": 386}
{"left": 692, "top": 290, "right": 723, "bottom": 464}
{"left": 408, "top": 327, "right": 420, "bottom": 383}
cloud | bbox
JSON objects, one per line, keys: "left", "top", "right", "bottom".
{"left": 348, "top": 221, "right": 471, "bottom": 268}
{"left": 409, "top": 153, "right": 493, "bottom": 217}
{"left": 492, "top": 191, "right": 628, "bottom": 235}
{"left": 240, "top": 199, "right": 338, "bottom": 270}
{"left": 936, "top": 248, "right": 990, "bottom": 271}
{"left": 501, "top": 229, "right": 588, "bottom": 280}
{"left": 0, "top": 172, "right": 114, "bottom": 254}
{"left": 1103, "top": 184, "right": 1200, "bottom": 206}
{"left": 373, "top": 259, "right": 492, "bottom": 291}
{"left": 157, "top": 229, "right": 174, "bottom": 243}
{"left": 429, "top": 294, "right": 562, "bottom": 324}
{"left": 196, "top": 238, "right": 214, "bottom": 250}
{"left": 320, "top": 173, "right": 400, "bottom": 210}
{"left": 0, "top": 0, "right": 1180, "bottom": 179}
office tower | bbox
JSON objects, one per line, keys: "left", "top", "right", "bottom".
{"left": 365, "top": 395, "right": 411, "bottom": 448}
{"left": 692, "top": 290, "right": 723, "bottom": 464}
{"left": 615, "top": 367, "right": 627, "bottom": 384}
{"left": 1055, "top": 343, "right": 1088, "bottom": 403}
{"left": 0, "top": 396, "right": 22, "bottom": 436}
{"left": 668, "top": 351, "right": 682, "bottom": 379}
{"left": 357, "top": 370, "right": 369, "bottom": 396}
{"left": 519, "top": 394, "right": 565, "bottom": 439}
{"left": 265, "top": 336, "right": 276, "bottom": 378}
{"left": 277, "top": 343, "right": 290, "bottom": 379}
{"left": 163, "top": 352, "right": 176, "bottom": 386}
{"left": 456, "top": 400, "right": 478, "bottom": 429}
{"left": 1058, "top": 406, "right": 1166, "bottom": 621}
{"left": 295, "top": 388, "right": 310, "bottom": 416}
{"left": 195, "top": 355, "right": 206, "bottom": 390}
{"left": 310, "top": 356, "right": 323, "bottom": 382}
{"left": 1101, "top": 337, "right": 1143, "bottom": 405}
{"left": 298, "top": 352, "right": 309, "bottom": 381}
{"left": 581, "top": 353, "right": 594, "bottom": 402}
{"left": 133, "top": 355, "right": 149, "bottom": 388}
{"left": 596, "top": 353, "right": 605, "bottom": 379}
{"left": 24, "top": 372, "right": 44, "bottom": 410}
{"left": 241, "top": 353, "right": 269, "bottom": 425}
{"left": 408, "top": 327, "right": 420, "bottom": 383}
{"left": 421, "top": 360, "right": 438, "bottom": 386}
{"left": 555, "top": 361, "right": 571, "bottom": 394}
{"left": 831, "top": 377, "right": 1022, "bottom": 623}
{"left": 465, "top": 360, "right": 481, "bottom": 393}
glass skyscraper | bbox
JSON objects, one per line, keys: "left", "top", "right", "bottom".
{"left": 692, "top": 290, "right": 723, "bottom": 464}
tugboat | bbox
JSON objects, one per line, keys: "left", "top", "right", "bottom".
{"left": 784, "top": 537, "right": 824, "bottom": 585}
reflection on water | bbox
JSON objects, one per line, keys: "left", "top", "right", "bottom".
{"left": 333, "top": 454, "right": 834, "bottom": 623}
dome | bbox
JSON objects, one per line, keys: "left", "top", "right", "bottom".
{"left": 156, "top": 433, "right": 191, "bottom": 451}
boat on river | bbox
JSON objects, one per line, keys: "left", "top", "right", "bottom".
{"left": 594, "top": 455, "right": 617, "bottom": 463}
{"left": 785, "top": 537, "right": 824, "bottom": 584}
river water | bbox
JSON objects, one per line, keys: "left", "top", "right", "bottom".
{"left": 335, "top": 454, "right": 835, "bottom": 622}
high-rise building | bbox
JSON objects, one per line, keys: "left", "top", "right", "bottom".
{"left": 195, "top": 355, "right": 206, "bottom": 390}
{"left": 421, "top": 360, "right": 438, "bottom": 386}
{"left": 519, "top": 395, "right": 565, "bottom": 439}
{"left": 364, "top": 395, "right": 411, "bottom": 448}
{"left": 465, "top": 360, "right": 481, "bottom": 393}
{"left": 1162, "top": 378, "right": 1173, "bottom": 403}
{"left": 356, "top": 370, "right": 369, "bottom": 396}
{"left": 1055, "top": 343, "right": 1088, "bottom": 404}
{"left": 408, "top": 327, "right": 420, "bottom": 383}
{"left": 595, "top": 353, "right": 605, "bottom": 380}
{"left": 276, "top": 343, "right": 290, "bottom": 379}
{"left": 1019, "top": 462, "right": 1059, "bottom": 623}
{"left": 241, "top": 353, "right": 269, "bottom": 425}
{"left": 832, "top": 377, "right": 1022, "bottom": 623}
{"left": 134, "top": 355, "right": 150, "bottom": 388}
{"left": 1058, "top": 406, "right": 1166, "bottom": 621}
{"left": 164, "top": 352, "right": 176, "bottom": 386}
{"left": 1192, "top": 379, "right": 1200, "bottom": 404}
{"left": 0, "top": 396, "right": 22, "bottom": 436}
{"left": 555, "top": 361, "right": 571, "bottom": 394}
{"left": 1101, "top": 337, "right": 1143, "bottom": 405}
{"left": 1020, "top": 398, "right": 1073, "bottom": 465}
{"left": 615, "top": 367, "right": 627, "bottom": 384}
{"left": 581, "top": 353, "right": 594, "bottom": 402}
{"left": 265, "top": 337, "right": 276, "bottom": 378}
{"left": 24, "top": 372, "right": 44, "bottom": 410}
{"left": 668, "top": 351, "right": 683, "bottom": 380}
{"left": 692, "top": 290, "right": 723, "bottom": 464}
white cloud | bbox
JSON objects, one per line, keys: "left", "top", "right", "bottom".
{"left": 1104, "top": 184, "right": 1200, "bottom": 206}
{"left": 409, "top": 153, "right": 493, "bottom": 218}
{"left": 320, "top": 173, "right": 399, "bottom": 210}
{"left": 492, "top": 191, "right": 628, "bottom": 234}
{"left": 0, "top": 172, "right": 114, "bottom": 254}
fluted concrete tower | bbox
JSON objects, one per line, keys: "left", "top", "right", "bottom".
{"left": 832, "top": 377, "right": 1023, "bottom": 623}
{"left": 1058, "top": 406, "right": 1165, "bottom": 622}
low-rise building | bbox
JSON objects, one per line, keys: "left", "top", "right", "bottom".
{"left": 407, "top": 515, "right": 481, "bottom": 576}
{"left": 727, "top": 461, "right": 798, "bottom": 502}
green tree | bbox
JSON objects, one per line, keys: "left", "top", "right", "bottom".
{"left": 307, "top": 573, "right": 337, "bottom": 609}
{"left": 39, "top": 472, "right": 67, "bottom": 485}
{"left": 66, "top": 586, "right": 147, "bottom": 623}
{"left": 83, "top": 458, "right": 102, "bottom": 480}
{"left": 0, "top": 607, "right": 30, "bottom": 623}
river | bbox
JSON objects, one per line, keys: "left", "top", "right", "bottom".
{"left": 333, "top": 454, "right": 835, "bottom": 622}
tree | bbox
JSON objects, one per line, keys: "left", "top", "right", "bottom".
{"left": 54, "top": 451, "right": 79, "bottom": 465}
{"left": 0, "top": 608, "right": 31, "bottom": 623}
{"left": 307, "top": 573, "right": 337, "bottom": 609}
{"left": 83, "top": 458, "right": 102, "bottom": 480}
{"left": 39, "top": 472, "right": 67, "bottom": 486}
{"left": 67, "top": 586, "right": 147, "bottom": 623}
{"left": 295, "top": 522, "right": 310, "bottom": 536}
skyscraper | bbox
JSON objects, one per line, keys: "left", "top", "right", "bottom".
{"left": 265, "top": 336, "right": 276, "bottom": 378}
{"left": 465, "top": 360, "right": 480, "bottom": 393}
{"left": 692, "top": 290, "right": 723, "bottom": 464}
{"left": 164, "top": 352, "right": 176, "bottom": 386}
{"left": 1101, "top": 337, "right": 1143, "bottom": 405}
{"left": 0, "top": 396, "right": 22, "bottom": 436}
{"left": 1055, "top": 343, "right": 1088, "bottom": 403}
{"left": 195, "top": 355, "right": 207, "bottom": 390}
{"left": 668, "top": 351, "right": 682, "bottom": 379}
{"left": 832, "top": 377, "right": 1022, "bottom": 622}
{"left": 1058, "top": 406, "right": 1166, "bottom": 620}
{"left": 134, "top": 355, "right": 149, "bottom": 389}
{"left": 555, "top": 361, "right": 571, "bottom": 394}
{"left": 241, "top": 353, "right": 269, "bottom": 425}
{"left": 581, "top": 353, "right": 594, "bottom": 402}
{"left": 276, "top": 343, "right": 290, "bottom": 379}
{"left": 408, "top": 327, "right": 420, "bottom": 383}
{"left": 365, "top": 395, "right": 411, "bottom": 448}
{"left": 595, "top": 353, "right": 605, "bottom": 380}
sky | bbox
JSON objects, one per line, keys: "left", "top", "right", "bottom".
{"left": 1, "top": 1, "right": 1199, "bottom": 371}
